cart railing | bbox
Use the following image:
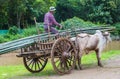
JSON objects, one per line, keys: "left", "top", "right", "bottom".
{"left": 0, "top": 27, "right": 115, "bottom": 55}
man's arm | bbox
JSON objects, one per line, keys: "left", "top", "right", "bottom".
{"left": 51, "top": 15, "right": 62, "bottom": 28}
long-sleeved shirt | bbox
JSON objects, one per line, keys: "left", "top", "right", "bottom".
{"left": 44, "top": 12, "right": 60, "bottom": 27}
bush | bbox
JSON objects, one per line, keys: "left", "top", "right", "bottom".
{"left": 8, "top": 26, "right": 19, "bottom": 35}
{"left": 23, "top": 25, "right": 44, "bottom": 37}
{"left": 0, "top": 25, "right": 45, "bottom": 43}
{"left": 0, "top": 35, "right": 10, "bottom": 43}
{"left": 113, "top": 22, "right": 120, "bottom": 35}
{"left": 61, "top": 17, "right": 98, "bottom": 30}
{"left": 2, "top": 34, "right": 23, "bottom": 42}
{"left": 9, "top": 34, "right": 24, "bottom": 40}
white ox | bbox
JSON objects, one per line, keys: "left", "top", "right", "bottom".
{"left": 74, "top": 30, "right": 111, "bottom": 69}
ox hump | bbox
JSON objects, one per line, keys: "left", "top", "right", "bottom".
{"left": 77, "top": 33, "right": 89, "bottom": 38}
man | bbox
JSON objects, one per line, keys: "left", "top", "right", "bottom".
{"left": 44, "top": 6, "right": 62, "bottom": 34}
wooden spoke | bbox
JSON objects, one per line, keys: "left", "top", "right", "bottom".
{"left": 57, "top": 61, "right": 61, "bottom": 68}
{"left": 56, "top": 45, "right": 63, "bottom": 53}
{"left": 51, "top": 38, "right": 77, "bottom": 74}
{"left": 36, "top": 61, "right": 40, "bottom": 70}
{"left": 26, "top": 58, "right": 32, "bottom": 62}
{"left": 35, "top": 62, "right": 37, "bottom": 71}
{"left": 66, "top": 59, "right": 72, "bottom": 66}
{"left": 28, "top": 59, "right": 33, "bottom": 67}
{"left": 23, "top": 52, "right": 48, "bottom": 73}
{"left": 40, "top": 58, "right": 46, "bottom": 62}
{"left": 38, "top": 59, "right": 43, "bottom": 67}
{"left": 31, "top": 61, "right": 34, "bottom": 70}
{"left": 55, "top": 58, "right": 60, "bottom": 63}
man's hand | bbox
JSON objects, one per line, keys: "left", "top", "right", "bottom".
{"left": 34, "top": 17, "right": 37, "bottom": 24}
{"left": 59, "top": 24, "right": 62, "bottom": 29}
{"left": 34, "top": 17, "right": 36, "bottom": 20}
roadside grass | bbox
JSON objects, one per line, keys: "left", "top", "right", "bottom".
{"left": 82, "top": 50, "right": 120, "bottom": 64}
{"left": 0, "top": 50, "right": 120, "bottom": 79}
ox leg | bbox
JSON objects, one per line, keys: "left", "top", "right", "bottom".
{"left": 75, "top": 56, "right": 80, "bottom": 69}
{"left": 78, "top": 56, "right": 82, "bottom": 70}
{"left": 75, "top": 57, "right": 78, "bottom": 69}
{"left": 95, "top": 50, "right": 103, "bottom": 67}
{"left": 75, "top": 55, "right": 82, "bottom": 70}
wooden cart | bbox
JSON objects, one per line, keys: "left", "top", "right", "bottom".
{"left": 0, "top": 27, "right": 114, "bottom": 75}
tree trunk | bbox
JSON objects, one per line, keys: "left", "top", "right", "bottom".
{"left": 17, "top": 12, "right": 22, "bottom": 29}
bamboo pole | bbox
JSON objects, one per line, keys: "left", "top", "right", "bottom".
{"left": 34, "top": 17, "right": 40, "bottom": 34}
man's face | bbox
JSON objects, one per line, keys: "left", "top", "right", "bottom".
{"left": 51, "top": 11, "right": 55, "bottom": 14}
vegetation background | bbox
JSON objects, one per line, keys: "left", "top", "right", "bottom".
{"left": 0, "top": 0, "right": 120, "bottom": 42}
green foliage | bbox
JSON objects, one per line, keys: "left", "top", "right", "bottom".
{"left": 87, "top": 0, "right": 116, "bottom": 24}
{"left": 7, "top": 0, "right": 26, "bottom": 26}
{"left": 25, "top": 0, "right": 57, "bottom": 22}
{"left": 0, "top": 34, "right": 24, "bottom": 43}
{"left": 55, "top": 0, "right": 120, "bottom": 24}
{"left": 0, "top": 0, "right": 57, "bottom": 29}
{"left": 61, "top": 17, "right": 97, "bottom": 30}
{"left": 0, "top": 35, "right": 9, "bottom": 43}
{"left": 0, "top": 0, "right": 120, "bottom": 29}
{"left": 55, "top": 0, "right": 77, "bottom": 21}
{"left": 0, "top": 25, "right": 44, "bottom": 43}
{"left": 113, "top": 22, "right": 120, "bottom": 35}
{"left": 8, "top": 26, "right": 19, "bottom": 35}
{"left": 9, "top": 34, "right": 24, "bottom": 40}
{"left": 22, "top": 25, "right": 44, "bottom": 37}
{"left": 23, "top": 27, "right": 37, "bottom": 37}
{"left": 0, "top": 0, "right": 9, "bottom": 29}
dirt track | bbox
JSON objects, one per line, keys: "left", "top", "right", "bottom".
{"left": 13, "top": 56, "right": 120, "bottom": 79}
{"left": 15, "top": 55, "right": 120, "bottom": 79}
{"left": 0, "top": 52, "right": 120, "bottom": 79}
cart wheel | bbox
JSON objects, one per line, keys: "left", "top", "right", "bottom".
{"left": 51, "top": 38, "right": 77, "bottom": 74}
{"left": 23, "top": 53, "right": 48, "bottom": 73}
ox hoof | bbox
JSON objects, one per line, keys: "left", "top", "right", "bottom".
{"left": 74, "top": 65, "right": 78, "bottom": 70}
{"left": 98, "top": 64, "right": 103, "bottom": 67}
{"left": 79, "top": 67, "right": 83, "bottom": 70}
{"left": 74, "top": 65, "right": 82, "bottom": 70}
{"left": 78, "top": 65, "right": 83, "bottom": 70}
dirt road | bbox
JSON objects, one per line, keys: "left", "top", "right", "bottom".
{"left": 0, "top": 52, "right": 120, "bottom": 79}
{"left": 15, "top": 55, "right": 120, "bottom": 79}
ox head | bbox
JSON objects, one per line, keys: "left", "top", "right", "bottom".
{"left": 103, "top": 31, "right": 112, "bottom": 43}
{"left": 96, "top": 30, "right": 102, "bottom": 34}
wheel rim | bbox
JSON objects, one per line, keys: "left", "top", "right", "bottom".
{"left": 51, "top": 38, "right": 76, "bottom": 74}
{"left": 23, "top": 54, "right": 48, "bottom": 73}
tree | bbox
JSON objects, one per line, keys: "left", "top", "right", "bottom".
{"left": 55, "top": 0, "right": 80, "bottom": 22}
{"left": 32, "top": 0, "right": 57, "bottom": 22}
{"left": 111, "top": 0, "right": 120, "bottom": 23}
{"left": 0, "top": 0, "right": 9, "bottom": 29}
{"left": 0, "top": 0, "right": 57, "bottom": 29}
{"left": 87, "top": 0, "right": 118, "bottom": 24}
